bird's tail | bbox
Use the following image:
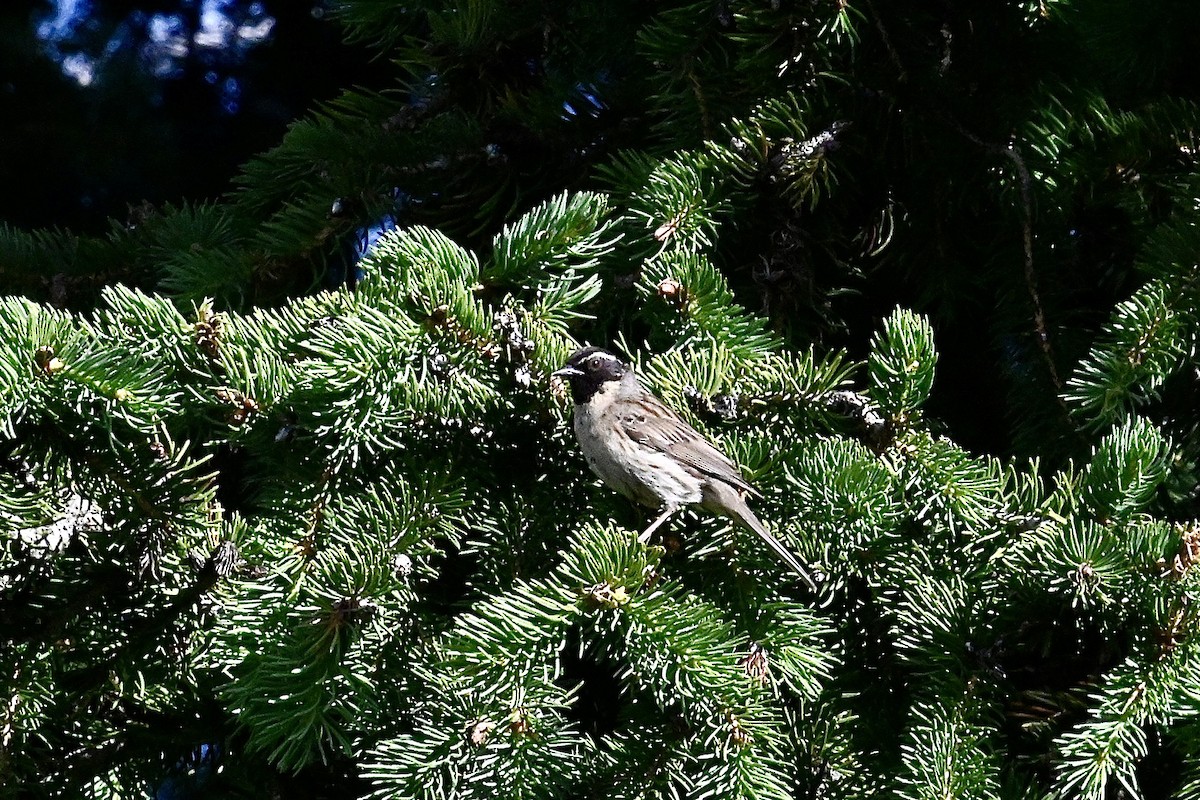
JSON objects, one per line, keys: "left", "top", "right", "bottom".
{"left": 711, "top": 485, "right": 819, "bottom": 592}
{"left": 751, "top": 516, "right": 820, "bottom": 593}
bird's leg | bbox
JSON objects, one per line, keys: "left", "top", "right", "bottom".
{"left": 638, "top": 505, "right": 678, "bottom": 544}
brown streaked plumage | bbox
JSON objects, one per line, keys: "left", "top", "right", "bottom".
{"left": 553, "top": 346, "right": 817, "bottom": 591}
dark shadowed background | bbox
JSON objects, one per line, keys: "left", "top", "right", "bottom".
{"left": 0, "top": 0, "right": 386, "bottom": 233}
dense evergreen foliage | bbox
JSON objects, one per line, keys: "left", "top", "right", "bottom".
{"left": 3, "top": 1, "right": 1200, "bottom": 798}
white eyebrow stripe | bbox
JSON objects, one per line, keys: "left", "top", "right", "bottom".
{"left": 590, "top": 351, "right": 621, "bottom": 363}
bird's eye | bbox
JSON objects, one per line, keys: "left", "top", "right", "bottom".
{"left": 588, "top": 358, "right": 602, "bottom": 370}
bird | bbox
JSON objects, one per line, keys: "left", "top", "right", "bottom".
{"left": 552, "top": 345, "right": 818, "bottom": 591}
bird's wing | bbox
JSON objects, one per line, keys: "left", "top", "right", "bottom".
{"left": 615, "top": 395, "right": 756, "bottom": 495}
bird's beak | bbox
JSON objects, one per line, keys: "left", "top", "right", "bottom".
{"left": 552, "top": 365, "right": 583, "bottom": 379}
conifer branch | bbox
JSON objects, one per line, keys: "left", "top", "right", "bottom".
{"left": 5, "top": 2, "right": 1200, "bottom": 796}
{"left": 1000, "top": 142, "right": 1066, "bottom": 396}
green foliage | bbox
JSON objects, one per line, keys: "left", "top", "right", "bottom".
{"left": 1066, "top": 280, "right": 1189, "bottom": 426}
{"left": 358, "top": 524, "right": 832, "bottom": 798}
{"left": 895, "top": 702, "right": 1002, "bottom": 800}
{"left": 1079, "top": 417, "right": 1171, "bottom": 522}
{"left": 638, "top": 251, "right": 778, "bottom": 363}
{"left": 1053, "top": 642, "right": 1200, "bottom": 800}
{"left": 5, "top": 0, "right": 1200, "bottom": 798}
{"left": 487, "top": 192, "right": 617, "bottom": 288}
{"left": 868, "top": 308, "right": 937, "bottom": 422}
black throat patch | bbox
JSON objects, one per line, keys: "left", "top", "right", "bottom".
{"left": 561, "top": 347, "right": 627, "bottom": 405}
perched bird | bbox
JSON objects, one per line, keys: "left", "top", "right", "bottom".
{"left": 553, "top": 346, "right": 817, "bottom": 590}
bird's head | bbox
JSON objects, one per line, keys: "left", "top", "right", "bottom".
{"left": 552, "top": 346, "right": 629, "bottom": 405}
